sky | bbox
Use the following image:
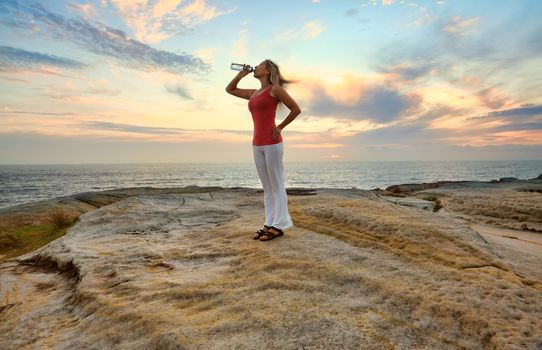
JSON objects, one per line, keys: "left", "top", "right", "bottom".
{"left": 1, "top": 0, "right": 541, "bottom": 164}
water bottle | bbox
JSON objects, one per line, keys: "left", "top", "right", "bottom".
{"left": 231, "top": 63, "right": 254, "bottom": 73}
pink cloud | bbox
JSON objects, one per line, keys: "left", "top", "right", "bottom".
{"left": 109, "top": 0, "right": 235, "bottom": 43}
{"left": 442, "top": 16, "right": 480, "bottom": 37}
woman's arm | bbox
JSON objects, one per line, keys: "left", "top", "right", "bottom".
{"left": 225, "top": 66, "right": 255, "bottom": 100}
{"left": 271, "top": 85, "right": 302, "bottom": 139}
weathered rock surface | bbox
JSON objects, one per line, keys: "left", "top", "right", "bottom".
{"left": 384, "top": 174, "right": 542, "bottom": 195}
{"left": 1, "top": 185, "right": 541, "bottom": 349}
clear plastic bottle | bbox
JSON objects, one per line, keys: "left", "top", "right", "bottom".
{"left": 230, "top": 63, "right": 254, "bottom": 73}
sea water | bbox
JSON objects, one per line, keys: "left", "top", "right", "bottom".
{"left": 1, "top": 160, "right": 540, "bottom": 210}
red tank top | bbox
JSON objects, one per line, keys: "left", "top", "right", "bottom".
{"left": 248, "top": 85, "right": 283, "bottom": 146}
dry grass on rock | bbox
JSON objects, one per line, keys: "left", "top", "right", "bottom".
{"left": 1, "top": 189, "right": 541, "bottom": 349}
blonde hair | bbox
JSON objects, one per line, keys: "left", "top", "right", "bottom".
{"left": 264, "top": 59, "right": 292, "bottom": 87}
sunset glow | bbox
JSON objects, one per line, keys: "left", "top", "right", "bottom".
{"left": 1, "top": 0, "right": 541, "bottom": 163}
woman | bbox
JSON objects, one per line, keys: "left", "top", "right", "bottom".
{"left": 226, "top": 59, "right": 301, "bottom": 241}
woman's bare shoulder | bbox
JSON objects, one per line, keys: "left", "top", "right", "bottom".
{"left": 270, "top": 84, "right": 284, "bottom": 98}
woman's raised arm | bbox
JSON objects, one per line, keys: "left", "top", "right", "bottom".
{"left": 226, "top": 66, "right": 255, "bottom": 100}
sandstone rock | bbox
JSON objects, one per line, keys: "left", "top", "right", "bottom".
{"left": 498, "top": 177, "right": 519, "bottom": 183}
{"left": 1, "top": 187, "right": 541, "bottom": 349}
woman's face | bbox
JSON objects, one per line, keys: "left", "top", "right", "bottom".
{"left": 253, "top": 61, "right": 269, "bottom": 78}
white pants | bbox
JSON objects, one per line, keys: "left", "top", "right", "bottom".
{"left": 252, "top": 142, "right": 293, "bottom": 230}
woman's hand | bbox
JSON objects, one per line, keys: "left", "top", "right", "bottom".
{"left": 237, "top": 64, "right": 252, "bottom": 78}
{"left": 272, "top": 125, "right": 282, "bottom": 140}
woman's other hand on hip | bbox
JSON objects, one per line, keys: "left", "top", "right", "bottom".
{"left": 272, "top": 126, "right": 283, "bottom": 140}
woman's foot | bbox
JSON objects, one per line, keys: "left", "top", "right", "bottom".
{"left": 259, "top": 226, "right": 284, "bottom": 241}
{"left": 253, "top": 225, "right": 271, "bottom": 240}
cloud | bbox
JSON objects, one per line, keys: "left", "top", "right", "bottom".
{"left": 274, "top": 21, "right": 325, "bottom": 42}
{"left": 359, "top": 1, "right": 434, "bottom": 27}
{"left": 485, "top": 105, "right": 542, "bottom": 118}
{"left": 325, "top": 97, "right": 542, "bottom": 150}
{"left": 177, "top": 0, "right": 233, "bottom": 25}
{"left": 345, "top": 8, "right": 360, "bottom": 17}
{"left": 0, "top": 1, "right": 210, "bottom": 75}
{"left": 301, "top": 78, "right": 422, "bottom": 123}
{"left": 475, "top": 87, "right": 511, "bottom": 110}
{"left": 343, "top": 7, "right": 372, "bottom": 28}
{"left": 440, "top": 129, "right": 542, "bottom": 147}
{"left": 374, "top": 9, "right": 542, "bottom": 114}
{"left": 75, "top": 120, "right": 254, "bottom": 140}
{"left": 86, "top": 85, "right": 121, "bottom": 96}
{"left": 43, "top": 92, "right": 93, "bottom": 104}
{"left": 378, "top": 60, "right": 435, "bottom": 81}
{"left": 0, "top": 108, "right": 75, "bottom": 116}
{"left": 0, "top": 46, "right": 87, "bottom": 72}
{"left": 108, "top": 0, "right": 236, "bottom": 43}
{"left": 307, "top": 91, "right": 542, "bottom": 153}
{"left": 493, "top": 122, "right": 542, "bottom": 133}
{"left": 466, "top": 105, "right": 542, "bottom": 132}
{"left": 2, "top": 130, "right": 541, "bottom": 164}
{"left": 195, "top": 47, "right": 217, "bottom": 65}
{"left": 290, "top": 143, "right": 346, "bottom": 149}
{"left": 426, "top": 105, "right": 542, "bottom": 146}
{"left": 79, "top": 120, "right": 191, "bottom": 136}
{"left": 295, "top": 61, "right": 530, "bottom": 145}
{"left": 67, "top": 2, "right": 97, "bottom": 19}
{"left": 442, "top": 16, "right": 480, "bottom": 37}
{"left": 231, "top": 28, "right": 248, "bottom": 58}
{"left": 409, "top": 5, "right": 435, "bottom": 28}
{"left": 0, "top": 131, "right": 256, "bottom": 164}
{"left": 302, "top": 21, "right": 325, "bottom": 39}
{"left": 347, "top": 103, "right": 542, "bottom": 150}
{"left": 367, "top": 0, "right": 395, "bottom": 5}
{"left": 350, "top": 122, "right": 439, "bottom": 146}
{"left": 77, "top": 120, "right": 315, "bottom": 138}
{"left": 2, "top": 116, "right": 319, "bottom": 145}
{"left": 164, "top": 83, "right": 192, "bottom": 100}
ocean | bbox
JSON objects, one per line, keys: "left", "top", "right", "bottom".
{"left": 1, "top": 160, "right": 541, "bottom": 210}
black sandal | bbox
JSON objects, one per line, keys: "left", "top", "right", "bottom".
{"left": 259, "top": 227, "right": 284, "bottom": 241}
{"left": 253, "top": 225, "right": 271, "bottom": 240}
